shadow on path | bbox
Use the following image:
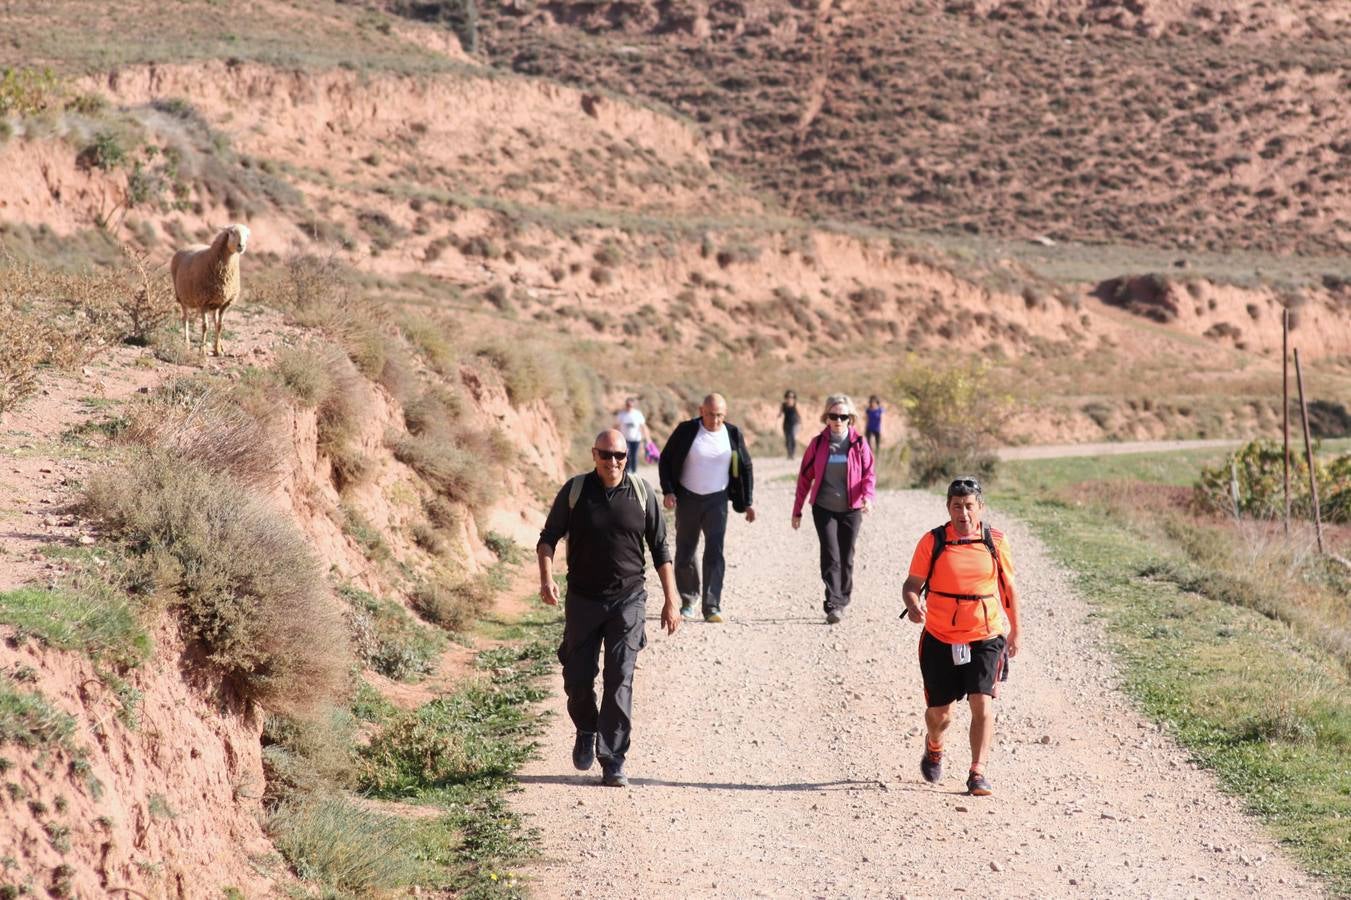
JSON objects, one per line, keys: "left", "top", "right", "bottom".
{"left": 517, "top": 774, "right": 880, "bottom": 792}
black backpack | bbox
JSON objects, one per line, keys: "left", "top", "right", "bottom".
{"left": 922, "top": 523, "right": 1011, "bottom": 614}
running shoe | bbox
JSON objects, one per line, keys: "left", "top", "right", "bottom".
{"left": 680, "top": 605, "right": 698, "bottom": 620}
{"left": 826, "top": 608, "right": 843, "bottom": 625}
{"left": 966, "top": 771, "right": 993, "bottom": 796}
{"left": 920, "top": 746, "right": 943, "bottom": 784}
{"left": 704, "top": 609, "right": 724, "bottom": 623}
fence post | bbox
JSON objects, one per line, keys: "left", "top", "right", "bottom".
{"left": 1293, "top": 349, "right": 1324, "bottom": 555}
{"left": 1282, "top": 307, "right": 1290, "bottom": 535}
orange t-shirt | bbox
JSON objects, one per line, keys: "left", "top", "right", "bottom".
{"left": 907, "top": 524, "right": 1015, "bottom": 644}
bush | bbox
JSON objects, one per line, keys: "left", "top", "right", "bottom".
{"left": 267, "top": 792, "right": 431, "bottom": 892}
{"left": 1197, "top": 439, "right": 1351, "bottom": 523}
{"left": 0, "top": 67, "right": 61, "bottom": 116}
{"left": 342, "top": 585, "right": 444, "bottom": 682}
{"left": 392, "top": 434, "right": 490, "bottom": 509}
{"left": 410, "top": 575, "right": 492, "bottom": 633}
{"left": 893, "top": 357, "right": 1011, "bottom": 486}
{"left": 81, "top": 455, "right": 350, "bottom": 712}
{"left": 122, "top": 376, "right": 285, "bottom": 487}
{"left": 0, "top": 301, "right": 49, "bottom": 418}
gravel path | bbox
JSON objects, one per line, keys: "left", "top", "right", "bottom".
{"left": 514, "top": 459, "right": 1319, "bottom": 898}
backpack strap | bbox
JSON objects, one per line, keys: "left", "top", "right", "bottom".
{"left": 628, "top": 473, "right": 648, "bottom": 510}
{"left": 568, "top": 472, "right": 648, "bottom": 514}
{"left": 921, "top": 524, "right": 948, "bottom": 598}
{"left": 566, "top": 474, "right": 587, "bottom": 511}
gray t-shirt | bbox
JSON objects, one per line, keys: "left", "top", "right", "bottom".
{"left": 815, "top": 432, "right": 851, "bottom": 513}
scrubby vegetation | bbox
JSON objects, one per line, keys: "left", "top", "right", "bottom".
{"left": 887, "top": 357, "right": 1012, "bottom": 486}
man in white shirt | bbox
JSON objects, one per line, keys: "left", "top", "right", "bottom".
{"left": 614, "top": 397, "right": 651, "bottom": 474}
{"left": 657, "top": 394, "right": 756, "bottom": 623}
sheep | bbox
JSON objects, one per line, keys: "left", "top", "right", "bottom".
{"left": 170, "top": 224, "right": 250, "bottom": 356}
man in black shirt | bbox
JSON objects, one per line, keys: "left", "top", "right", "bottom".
{"left": 538, "top": 429, "right": 679, "bottom": 787}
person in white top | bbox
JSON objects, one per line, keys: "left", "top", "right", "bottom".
{"left": 657, "top": 393, "right": 756, "bottom": 622}
{"left": 614, "top": 397, "right": 651, "bottom": 474}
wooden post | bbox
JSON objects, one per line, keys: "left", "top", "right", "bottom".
{"left": 1282, "top": 307, "right": 1290, "bottom": 535}
{"left": 1293, "top": 349, "right": 1325, "bottom": 554}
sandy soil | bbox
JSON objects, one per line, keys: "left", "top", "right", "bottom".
{"left": 513, "top": 457, "right": 1319, "bottom": 899}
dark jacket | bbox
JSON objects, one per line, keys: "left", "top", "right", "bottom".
{"left": 658, "top": 418, "right": 754, "bottom": 513}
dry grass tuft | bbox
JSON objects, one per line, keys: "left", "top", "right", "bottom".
{"left": 82, "top": 454, "right": 350, "bottom": 714}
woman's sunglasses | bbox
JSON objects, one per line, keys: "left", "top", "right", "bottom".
{"left": 594, "top": 449, "right": 628, "bottom": 461}
{"left": 826, "top": 413, "right": 851, "bottom": 422}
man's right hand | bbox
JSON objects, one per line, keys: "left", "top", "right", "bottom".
{"left": 904, "top": 602, "right": 924, "bottom": 624}
{"left": 663, "top": 493, "right": 676, "bottom": 510}
{"left": 540, "top": 581, "right": 560, "bottom": 606}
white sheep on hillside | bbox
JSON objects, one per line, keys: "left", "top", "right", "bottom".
{"left": 170, "top": 224, "right": 250, "bottom": 356}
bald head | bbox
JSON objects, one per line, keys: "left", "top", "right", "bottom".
{"left": 592, "top": 429, "right": 628, "bottom": 486}
{"left": 699, "top": 393, "right": 727, "bottom": 432}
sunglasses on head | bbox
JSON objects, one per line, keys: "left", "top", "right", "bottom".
{"left": 827, "top": 413, "right": 851, "bottom": 422}
{"left": 594, "top": 449, "right": 627, "bottom": 462}
{"left": 948, "top": 477, "right": 982, "bottom": 493}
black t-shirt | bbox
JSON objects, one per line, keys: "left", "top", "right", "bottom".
{"left": 538, "top": 472, "right": 671, "bottom": 601}
{"left": 781, "top": 403, "right": 801, "bottom": 428}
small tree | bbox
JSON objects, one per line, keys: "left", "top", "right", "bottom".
{"left": 893, "top": 356, "right": 1013, "bottom": 486}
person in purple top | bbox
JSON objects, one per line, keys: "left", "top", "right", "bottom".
{"left": 865, "top": 395, "right": 884, "bottom": 456}
{"left": 791, "top": 394, "right": 876, "bottom": 624}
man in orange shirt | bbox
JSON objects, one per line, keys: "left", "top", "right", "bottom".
{"left": 902, "top": 477, "right": 1021, "bottom": 796}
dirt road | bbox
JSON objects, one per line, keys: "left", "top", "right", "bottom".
{"left": 514, "top": 459, "right": 1317, "bottom": 898}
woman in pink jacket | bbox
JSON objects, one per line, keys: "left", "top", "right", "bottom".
{"left": 791, "top": 394, "right": 876, "bottom": 624}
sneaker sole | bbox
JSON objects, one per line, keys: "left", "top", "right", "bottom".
{"left": 967, "top": 784, "right": 992, "bottom": 796}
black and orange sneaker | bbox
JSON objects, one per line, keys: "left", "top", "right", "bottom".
{"left": 966, "top": 771, "right": 992, "bottom": 796}
{"left": 920, "top": 746, "right": 943, "bottom": 783}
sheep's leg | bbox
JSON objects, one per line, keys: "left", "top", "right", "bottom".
{"left": 212, "top": 309, "right": 224, "bottom": 356}
{"left": 198, "top": 312, "right": 208, "bottom": 356}
{"left": 181, "top": 307, "right": 190, "bottom": 350}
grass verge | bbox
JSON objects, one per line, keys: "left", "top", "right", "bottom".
{"left": 992, "top": 453, "right": 1350, "bottom": 894}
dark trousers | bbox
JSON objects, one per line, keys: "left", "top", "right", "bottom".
{"left": 557, "top": 589, "right": 647, "bottom": 764}
{"left": 674, "top": 487, "right": 729, "bottom": 613}
{"left": 811, "top": 504, "right": 863, "bottom": 613}
{"left": 866, "top": 429, "right": 881, "bottom": 455}
{"left": 784, "top": 423, "right": 799, "bottom": 459}
{"left": 625, "top": 440, "right": 640, "bottom": 473}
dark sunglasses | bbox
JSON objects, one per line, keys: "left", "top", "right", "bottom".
{"left": 948, "top": 477, "right": 982, "bottom": 494}
{"left": 826, "top": 413, "right": 851, "bottom": 422}
{"left": 594, "top": 449, "right": 627, "bottom": 462}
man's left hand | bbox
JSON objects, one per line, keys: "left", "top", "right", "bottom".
{"left": 744, "top": 506, "right": 756, "bottom": 523}
{"left": 661, "top": 601, "right": 680, "bottom": 635}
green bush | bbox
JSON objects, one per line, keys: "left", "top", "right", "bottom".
{"left": 0, "top": 67, "right": 61, "bottom": 116}
{"left": 81, "top": 455, "right": 350, "bottom": 713}
{"left": 267, "top": 792, "right": 432, "bottom": 892}
{"left": 893, "top": 356, "right": 1011, "bottom": 486}
{"left": 341, "top": 585, "right": 445, "bottom": 682}
{"left": 1197, "top": 439, "right": 1351, "bottom": 523}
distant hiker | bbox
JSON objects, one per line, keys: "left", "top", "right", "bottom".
{"left": 615, "top": 396, "right": 652, "bottom": 474}
{"left": 902, "top": 478, "right": 1021, "bottom": 796}
{"left": 865, "top": 395, "right": 884, "bottom": 456}
{"left": 792, "top": 395, "right": 876, "bottom": 624}
{"left": 538, "top": 429, "right": 680, "bottom": 787}
{"left": 658, "top": 393, "right": 756, "bottom": 623}
{"left": 780, "top": 389, "right": 802, "bottom": 459}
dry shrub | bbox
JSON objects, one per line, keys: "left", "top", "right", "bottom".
{"left": 81, "top": 454, "right": 350, "bottom": 713}
{"left": 398, "top": 314, "right": 457, "bottom": 375}
{"left": 266, "top": 791, "right": 429, "bottom": 893}
{"left": 122, "top": 377, "right": 285, "bottom": 487}
{"left": 261, "top": 707, "right": 360, "bottom": 800}
{"left": 410, "top": 575, "right": 493, "bottom": 633}
{"left": 403, "top": 386, "right": 465, "bottom": 439}
{"left": 392, "top": 435, "right": 489, "bottom": 509}
{"left": 0, "top": 301, "right": 48, "bottom": 417}
{"left": 318, "top": 353, "right": 370, "bottom": 491}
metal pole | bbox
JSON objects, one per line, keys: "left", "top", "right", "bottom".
{"left": 1293, "top": 349, "right": 1325, "bottom": 554}
{"left": 1282, "top": 307, "right": 1290, "bottom": 535}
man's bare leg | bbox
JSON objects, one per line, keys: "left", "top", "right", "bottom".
{"left": 968, "top": 692, "right": 995, "bottom": 772}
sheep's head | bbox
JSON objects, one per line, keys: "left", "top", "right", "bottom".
{"left": 224, "top": 223, "right": 250, "bottom": 255}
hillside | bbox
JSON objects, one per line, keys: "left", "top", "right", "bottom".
{"left": 473, "top": 0, "right": 1351, "bottom": 255}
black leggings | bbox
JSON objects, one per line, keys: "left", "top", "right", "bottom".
{"left": 811, "top": 505, "right": 863, "bottom": 613}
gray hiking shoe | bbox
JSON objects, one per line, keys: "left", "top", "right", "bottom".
{"left": 601, "top": 760, "right": 628, "bottom": 787}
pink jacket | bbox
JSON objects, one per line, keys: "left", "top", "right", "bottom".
{"left": 793, "top": 427, "right": 876, "bottom": 517}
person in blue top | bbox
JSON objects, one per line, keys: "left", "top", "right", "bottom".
{"left": 865, "top": 395, "right": 884, "bottom": 456}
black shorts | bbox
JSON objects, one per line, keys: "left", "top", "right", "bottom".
{"left": 918, "top": 630, "right": 1006, "bottom": 708}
